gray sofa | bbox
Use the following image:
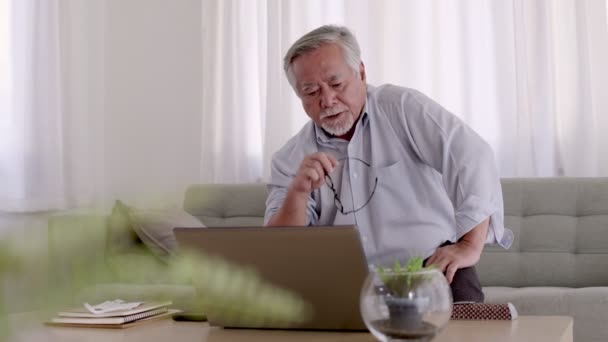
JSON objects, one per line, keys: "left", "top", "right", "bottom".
{"left": 480, "top": 178, "right": 608, "bottom": 342}
{"left": 48, "top": 178, "right": 608, "bottom": 342}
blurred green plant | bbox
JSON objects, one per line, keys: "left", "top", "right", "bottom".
{"left": 0, "top": 241, "right": 22, "bottom": 341}
{"left": 0, "top": 232, "right": 312, "bottom": 341}
{"left": 375, "top": 256, "right": 435, "bottom": 297}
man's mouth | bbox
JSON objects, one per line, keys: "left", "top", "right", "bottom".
{"left": 323, "top": 111, "right": 345, "bottom": 119}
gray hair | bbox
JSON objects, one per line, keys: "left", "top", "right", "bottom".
{"left": 283, "top": 25, "right": 362, "bottom": 87}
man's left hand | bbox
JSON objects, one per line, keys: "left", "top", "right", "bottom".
{"left": 426, "top": 218, "right": 490, "bottom": 284}
{"left": 425, "top": 240, "right": 482, "bottom": 284}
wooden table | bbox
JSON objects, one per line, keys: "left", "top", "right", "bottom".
{"left": 6, "top": 314, "right": 572, "bottom": 342}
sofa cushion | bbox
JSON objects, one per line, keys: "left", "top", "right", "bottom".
{"left": 479, "top": 178, "right": 608, "bottom": 288}
{"left": 127, "top": 204, "right": 206, "bottom": 259}
{"left": 106, "top": 251, "right": 170, "bottom": 284}
{"left": 484, "top": 286, "right": 608, "bottom": 342}
{"left": 183, "top": 184, "right": 266, "bottom": 227}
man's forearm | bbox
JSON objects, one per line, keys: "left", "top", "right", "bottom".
{"left": 266, "top": 188, "right": 309, "bottom": 226}
{"left": 457, "top": 218, "right": 490, "bottom": 256}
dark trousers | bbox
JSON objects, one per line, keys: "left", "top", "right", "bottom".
{"left": 424, "top": 241, "right": 485, "bottom": 303}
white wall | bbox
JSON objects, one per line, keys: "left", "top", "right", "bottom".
{"left": 104, "top": 0, "right": 203, "bottom": 207}
{"left": 54, "top": 0, "right": 204, "bottom": 210}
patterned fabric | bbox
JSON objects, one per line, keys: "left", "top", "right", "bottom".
{"left": 450, "top": 303, "right": 517, "bottom": 320}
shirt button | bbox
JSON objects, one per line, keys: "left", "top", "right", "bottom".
{"left": 353, "top": 172, "right": 358, "bottom": 179}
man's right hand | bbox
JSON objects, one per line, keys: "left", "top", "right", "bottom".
{"left": 267, "top": 152, "right": 338, "bottom": 227}
{"left": 290, "top": 152, "right": 339, "bottom": 196}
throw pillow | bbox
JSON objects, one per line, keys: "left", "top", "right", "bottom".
{"left": 107, "top": 200, "right": 143, "bottom": 255}
{"left": 127, "top": 205, "right": 206, "bottom": 260}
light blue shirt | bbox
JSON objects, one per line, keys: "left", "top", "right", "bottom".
{"left": 265, "top": 84, "right": 513, "bottom": 264}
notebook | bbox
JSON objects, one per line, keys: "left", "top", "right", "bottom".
{"left": 51, "top": 307, "right": 169, "bottom": 325}
{"left": 57, "top": 301, "right": 173, "bottom": 318}
{"left": 46, "top": 310, "right": 180, "bottom": 329}
{"left": 174, "top": 225, "right": 370, "bottom": 331}
{"left": 46, "top": 301, "right": 177, "bottom": 329}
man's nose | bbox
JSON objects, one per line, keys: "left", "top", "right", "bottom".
{"left": 320, "top": 88, "right": 337, "bottom": 108}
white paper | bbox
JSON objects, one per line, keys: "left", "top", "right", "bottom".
{"left": 84, "top": 299, "right": 143, "bottom": 314}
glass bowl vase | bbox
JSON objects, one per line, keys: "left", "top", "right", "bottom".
{"left": 360, "top": 268, "right": 453, "bottom": 342}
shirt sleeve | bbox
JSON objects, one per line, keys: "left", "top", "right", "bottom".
{"left": 264, "top": 150, "right": 319, "bottom": 226}
{"left": 398, "top": 89, "right": 513, "bottom": 248}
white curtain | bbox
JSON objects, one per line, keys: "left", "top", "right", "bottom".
{"left": 1, "top": 0, "right": 204, "bottom": 214}
{"left": 0, "top": 0, "right": 67, "bottom": 212}
{"left": 203, "top": 0, "right": 608, "bottom": 182}
{"left": 507, "top": 0, "right": 608, "bottom": 176}
{"left": 1, "top": 0, "right": 607, "bottom": 213}
{"left": 0, "top": 0, "right": 106, "bottom": 213}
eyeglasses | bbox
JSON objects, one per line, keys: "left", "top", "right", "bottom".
{"left": 324, "top": 157, "right": 378, "bottom": 215}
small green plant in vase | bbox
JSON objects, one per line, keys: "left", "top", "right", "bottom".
{"left": 375, "top": 257, "right": 436, "bottom": 334}
{"left": 377, "top": 256, "right": 432, "bottom": 297}
{"left": 361, "top": 256, "right": 452, "bottom": 341}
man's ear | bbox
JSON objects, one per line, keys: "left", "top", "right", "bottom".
{"left": 359, "top": 62, "right": 366, "bottom": 82}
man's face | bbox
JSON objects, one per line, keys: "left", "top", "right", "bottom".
{"left": 290, "top": 44, "right": 367, "bottom": 139}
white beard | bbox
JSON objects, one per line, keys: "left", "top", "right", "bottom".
{"left": 320, "top": 108, "right": 355, "bottom": 137}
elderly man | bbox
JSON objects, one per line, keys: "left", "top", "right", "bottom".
{"left": 264, "top": 25, "right": 512, "bottom": 302}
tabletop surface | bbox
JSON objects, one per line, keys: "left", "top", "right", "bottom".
{"left": 5, "top": 313, "right": 573, "bottom": 342}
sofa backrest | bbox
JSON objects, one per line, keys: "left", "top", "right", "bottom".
{"left": 478, "top": 177, "right": 608, "bottom": 287}
{"left": 184, "top": 178, "right": 608, "bottom": 288}
{"left": 184, "top": 184, "right": 266, "bottom": 227}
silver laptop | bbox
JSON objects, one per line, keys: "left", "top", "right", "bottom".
{"left": 174, "top": 225, "right": 369, "bottom": 331}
